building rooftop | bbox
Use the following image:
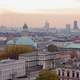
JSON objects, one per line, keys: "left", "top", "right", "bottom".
{"left": 19, "top": 52, "right": 38, "bottom": 57}
{"left": 65, "top": 43, "right": 80, "bottom": 49}
{"left": 55, "top": 57, "right": 80, "bottom": 70}
{"left": 0, "top": 59, "right": 15, "bottom": 64}
{"left": 0, "top": 59, "right": 24, "bottom": 65}
{"left": 7, "top": 36, "right": 37, "bottom": 48}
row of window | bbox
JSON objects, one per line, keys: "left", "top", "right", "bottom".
{"left": 58, "top": 70, "right": 79, "bottom": 78}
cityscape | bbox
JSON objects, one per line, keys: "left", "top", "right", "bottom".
{"left": 0, "top": 20, "right": 79, "bottom": 80}
{"left": 1, "top": 0, "right": 80, "bottom": 80}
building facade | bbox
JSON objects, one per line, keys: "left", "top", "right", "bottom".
{"left": 56, "top": 67, "right": 80, "bottom": 80}
{"left": 0, "top": 59, "right": 26, "bottom": 80}
{"left": 19, "top": 51, "right": 57, "bottom": 69}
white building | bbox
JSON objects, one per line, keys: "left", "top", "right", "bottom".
{"left": 0, "top": 59, "right": 26, "bottom": 80}
{"left": 19, "top": 52, "right": 38, "bottom": 67}
{"left": 19, "top": 51, "right": 57, "bottom": 69}
{"left": 38, "top": 51, "right": 56, "bottom": 69}
{"left": 18, "top": 50, "right": 80, "bottom": 80}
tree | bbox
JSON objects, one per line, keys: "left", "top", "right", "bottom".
{"left": 36, "top": 69, "right": 59, "bottom": 80}
{"left": 0, "top": 45, "right": 33, "bottom": 60}
{"left": 5, "top": 45, "right": 33, "bottom": 59}
{"left": 47, "top": 44, "right": 58, "bottom": 52}
{"left": 0, "top": 51, "right": 8, "bottom": 60}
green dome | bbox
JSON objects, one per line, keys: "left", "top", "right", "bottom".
{"left": 7, "top": 37, "right": 37, "bottom": 48}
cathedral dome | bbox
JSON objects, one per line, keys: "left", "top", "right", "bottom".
{"left": 23, "top": 24, "right": 28, "bottom": 29}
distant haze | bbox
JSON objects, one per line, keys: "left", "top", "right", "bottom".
{"left": 0, "top": 12, "right": 80, "bottom": 28}
{"left": 0, "top": 0, "right": 80, "bottom": 28}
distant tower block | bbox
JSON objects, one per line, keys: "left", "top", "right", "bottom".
{"left": 44, "top": 21, "right": 49, "bottom": 32}
{"left": 73, "top": 20, "right": 79, "bottom": 30}
{"left": 66, "top": 24, "right": 71, "bottom": 33}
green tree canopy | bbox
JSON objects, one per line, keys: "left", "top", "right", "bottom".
{"left": 36, "top": 69, "right": 59, "bottom": 80}
{"left": 47, "top": 44, "right": 58, "bottom": 52}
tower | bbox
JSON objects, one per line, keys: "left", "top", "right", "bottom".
{"left": 44, "top": 21, "right": 49, "bottom": 32}
{"left": 66, "top": 24, "right": 71, "bottom": 33}
{"left": 21, "top": 23, "right": 29, "bottom": 36}
{"left": 73, "top": 20, "right": 79, "bottom": 30}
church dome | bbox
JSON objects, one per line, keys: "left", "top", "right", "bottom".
{"left": 23, "top": 24, "right": 28, "bottom": 29}
{"left": 7, "top": 37, "right": 37, "bottom": 48}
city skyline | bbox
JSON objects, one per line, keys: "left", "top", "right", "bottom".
{"left": 0, "top": 0, "right": 80, "bottom": 28}
{"left": 0, "top": 13, "right": 80, "bottom": 28}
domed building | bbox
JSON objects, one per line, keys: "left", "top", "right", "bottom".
{"left": 23, "top": 24, "right": 28, "bottom": 32}
{"left": 21, "top": 24, "right": 29, "bottom": 36}
{"left": 7, "top": 36, "right": 37, "bottom": 48}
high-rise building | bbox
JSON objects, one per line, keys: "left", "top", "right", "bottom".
{"left": 66, "top": 24, "right": 71, "bottom": 33}
{"left": 44, "top": 21, "right": 49, "bottom": 32}
{"left": 73, "top": 20, "right": 79, "bottom": 30}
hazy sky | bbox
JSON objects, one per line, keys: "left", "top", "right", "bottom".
{"left": 0, "top": 0, "right": 80, "bottom": 13}
{"left": 0, "top": 0, "right": 80, "bottom": 28}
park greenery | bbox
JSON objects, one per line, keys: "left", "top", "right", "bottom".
{"left": 0, "top": 45, "right": 33, "bottom": 59}
{"left": 36, "top": 69, "right": 59, "bottom": 80}
{"left": 47, "top": 44, "right": 58, "bottom": 52}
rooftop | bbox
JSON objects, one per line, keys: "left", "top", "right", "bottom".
{"left": 7, "top": 36, "right": 37, "bottom": 48}
{"left": 0, "top": 59, "right": 15, "bottom": 64}
{"left": 55, "top": 58, "right": 80, "bottom": 70}
{"left": 65, "top": 43, "right": 80, "bottom": 49}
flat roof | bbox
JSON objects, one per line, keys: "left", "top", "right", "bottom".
{"left": 0, "top": 59, "right": 15, "bottom": 64}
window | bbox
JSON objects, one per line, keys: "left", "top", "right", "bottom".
{"left": 72, "top": 71, "right": 75, "bottom": 78}
{"left": 62, "top": 70, "right": 64, "bottom": 76}
{"left": 79, "top": 64, "right": 80, "bottom": 67}
{"left": 76, "top": 72, "right": 79, "bottom": 78}
{"left": 58, "top": 70, "right": 60, "bottom": 76}
{"left": 67, "top": 71, "right": 70, "bottom": 77}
